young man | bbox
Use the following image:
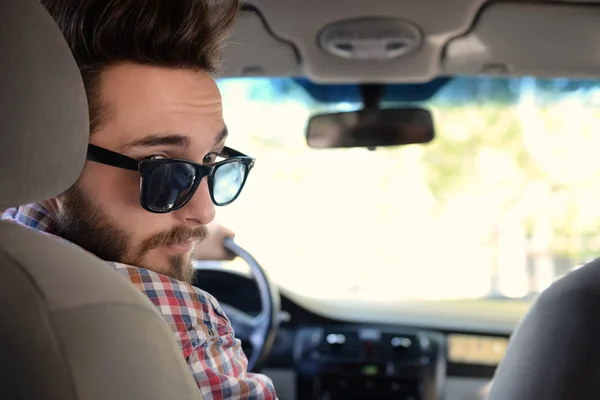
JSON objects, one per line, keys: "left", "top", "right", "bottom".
{"left": 2, "top": 0, "right": 277, "bottom": 399}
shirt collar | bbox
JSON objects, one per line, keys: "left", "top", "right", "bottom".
{"left": 2, "top": 202, "right": 59, "bottom": 235}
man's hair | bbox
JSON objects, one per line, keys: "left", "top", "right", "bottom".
{"left": 42, "top": 0, "right": 240, "bottom": 133}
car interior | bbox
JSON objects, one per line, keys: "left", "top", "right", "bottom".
{"left": 4, "top": 0, "right": 600, "bottom": 399}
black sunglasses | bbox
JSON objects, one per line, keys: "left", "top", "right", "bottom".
{"left": 86, "top": 144, "right": 255, "bottom": 213}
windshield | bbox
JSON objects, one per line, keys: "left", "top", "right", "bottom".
{"left": 214, "top": 76, "right": 600, "bottom": 302}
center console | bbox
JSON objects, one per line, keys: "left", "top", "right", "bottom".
{"left": 294, "top": 326, "right": 446, "bottom": 400}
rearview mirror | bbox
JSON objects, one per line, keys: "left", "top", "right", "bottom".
{"left": 306, "top": 107, "right": 435, "bottom": 149}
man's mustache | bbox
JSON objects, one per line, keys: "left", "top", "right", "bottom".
{"left": 139, "top": 225, "right": 209, "bottom": 253}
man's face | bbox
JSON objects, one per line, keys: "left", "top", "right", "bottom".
{"left": 55, "top": 63, "right": 225, "bottom": 283}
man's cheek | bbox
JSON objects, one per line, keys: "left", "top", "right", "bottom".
{"left": 116, "top": 174, "right": 143, "bottom": 209}
{"left": 84, "top": 164, "right": 140, "bottom": 211}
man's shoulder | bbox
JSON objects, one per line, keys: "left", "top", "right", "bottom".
{"left": 108, "top": 262, "right": 231, "bottom": 334}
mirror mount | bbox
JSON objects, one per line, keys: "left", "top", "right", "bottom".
{"left": 360, "top": 84, "right": 384, "bottom": 111}
{"left": 360, "top": 85, "right": 385, "bottom": 151}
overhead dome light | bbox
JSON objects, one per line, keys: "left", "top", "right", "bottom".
{"left": 318, "top": 17, "right": 423, "bottom": 60}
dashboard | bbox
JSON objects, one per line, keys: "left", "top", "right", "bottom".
{"left": 194, "top": 267, "right": 509, "bottom": 400}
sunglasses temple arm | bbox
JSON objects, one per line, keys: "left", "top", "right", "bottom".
{"left": 222, "top": 146, "right": 248, "bottom": 158}
{"left": 87, "top": 145, "right": 139, "bottom": 171}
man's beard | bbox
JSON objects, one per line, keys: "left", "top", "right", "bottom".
{"left": 53, "top": 184, "right": 207, "bottom": 284}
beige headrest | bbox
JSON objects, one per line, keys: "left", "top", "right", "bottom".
{"left": 0, "top": 0, "right": 89, "bottom": 207}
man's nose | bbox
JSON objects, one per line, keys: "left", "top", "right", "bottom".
{"left": 178, "top": 178, "right": 215, "bottom": 227}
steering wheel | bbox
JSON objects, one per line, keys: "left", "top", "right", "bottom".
{"left": 218, "top": 237, "right": 281, "bottom": 372}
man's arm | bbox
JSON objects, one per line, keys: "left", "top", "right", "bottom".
{"left": 186, "top": 288, "right": 277, "bottom": 400}
{"left": 191, "top": 224, "right": 278, "bottom": 398}
{"left": 189, "top": 340, "right": 277, "bottom": 399}
{"left": 187, "top": 324, "right": 277, "bottom": 399}
{"left": 110, "top": 263, "right": 278, "bottom": 400}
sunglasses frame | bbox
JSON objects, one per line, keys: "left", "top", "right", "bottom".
{"left": 87, "top": 144, "right": 255, "bottom": 213}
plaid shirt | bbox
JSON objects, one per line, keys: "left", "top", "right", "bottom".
{"left": 2, "top": 203, "right": 277, "bottom": 400}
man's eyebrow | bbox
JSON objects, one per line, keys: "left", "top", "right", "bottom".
{"left": 215, "top": 126, "right": 228, "bottom": 147}
{"left": 122, "top": 127, "right": 227, "bottom": 151}
{"left": 123, "top": 134, "right": 191, "bottom": 150}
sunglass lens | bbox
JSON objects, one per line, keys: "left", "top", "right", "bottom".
{"left": 213, "top": 160, "right": 247, "bottom": 205}
{"left": 146, "top": 162, "right": 196, "bottom": 211}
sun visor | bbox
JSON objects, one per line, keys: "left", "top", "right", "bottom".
{"left": 221, "top": 9, "right": 301, "bottom": 77}
{"left": 443, "top": 3, "right": 600, "bottom": 78}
